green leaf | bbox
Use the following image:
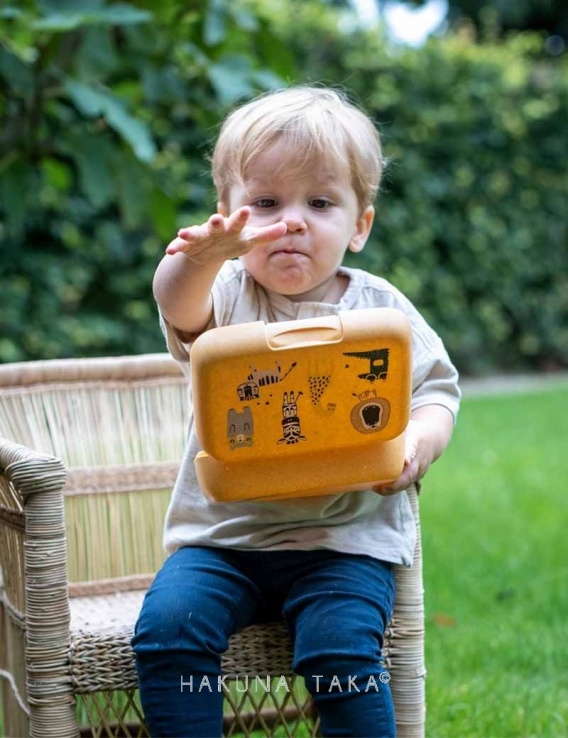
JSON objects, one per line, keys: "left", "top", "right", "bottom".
{"left": 41, "top": 158, "right": 73, "bottom": 192}
{"left": 87, "top": 3, "right": 153, "bottom": 25}
{"left": 39, "top": 0, "right": 103, "bottom": 12}
{"left": 33, "top": 3, "right": 152, "bottom": 32}
{"left": 207, "top": 55, "right": 254, "bottom": 106}
{"left": 149, "top": 188, "right": 177, "bottom": 241}
{"left": 230, "top": 7, "right": 259, "bottom": 32}
{"left": 0, "top": 45, "right": 34, "bottom": 103}
{"left": 0, "top": 6, "right": 23, "bottom": 21}
{"left": 0, "top": 159, "right": 30, "bottom": 237}
{"left": 252, "top": 69, "right": 284, "bottom": 91}
{"left": 114, "top": 151, "right": 149, "bottom": 230}
{"left": 203, "top": 0, "right": 226, "bottom": 46}
{"left": 64, "top": 80, "right": 157, "bottom": 162}
{"left": 64, "top": 134, "right": 115, "bottom": 208}
{"left": 76, "top": 27, "right": 120, "bottom": 79}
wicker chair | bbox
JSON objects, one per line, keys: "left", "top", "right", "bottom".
{"left": 0, "top": 354, "right": 426, "bottom": 738}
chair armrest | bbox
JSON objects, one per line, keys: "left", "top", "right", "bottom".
{"left": 0, "top": 438, "right": 77, "bottom": 735}
{"left": 0, "top": 437, "right": 68, "bottom": 611}
{"left": 0, "top": 437, "right": 67, "bottom": 498}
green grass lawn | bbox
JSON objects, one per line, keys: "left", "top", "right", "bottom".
{"left": 421, "top": 383, "right": 568, "bottom": 738}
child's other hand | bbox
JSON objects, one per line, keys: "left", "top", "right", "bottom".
{"left": 374, "top": 420, "right": 427, "bottom": 496}
{"left": 165, "top": 207, "right": 287, "bottom": 264}
{"left": 373, "top": 405, "right": 454, "bottom": 496}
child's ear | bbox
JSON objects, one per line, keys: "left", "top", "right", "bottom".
{"left": 217, "top": 201, "right": 228, "bottom": 216}
{"left": 348, "top": 205, "right": 375, "bottom": 253}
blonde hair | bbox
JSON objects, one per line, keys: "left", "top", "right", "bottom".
{"left": 211, "top": 85, "right": 385, "bottom": 212}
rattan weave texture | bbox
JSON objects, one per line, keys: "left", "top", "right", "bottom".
{"left": 69, "top": 590, "right": 295, "bottom": 693}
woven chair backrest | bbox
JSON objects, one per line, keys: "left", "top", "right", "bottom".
{"left": 0, "top": 354, "right": 189, "bottom": 583}
{"left": 0, "top": 354, "right": 189, "bottom": 467}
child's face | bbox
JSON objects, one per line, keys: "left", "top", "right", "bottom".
{"left": 220, "top": 141, "right": 374, "bottom": 303}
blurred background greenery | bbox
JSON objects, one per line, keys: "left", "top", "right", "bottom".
{"left": 1, "top": 0, "right": 567, "bottom": 374}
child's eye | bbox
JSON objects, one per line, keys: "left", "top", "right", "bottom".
{"left": 253, "top": 198, "right": 277, "bottom": 209}
{"left": 310, "top": 198, "right": 331, "bottom": 209}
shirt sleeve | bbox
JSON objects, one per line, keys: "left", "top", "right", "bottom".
{"left": 402, "top": 298, "right": 461, "bottom": 421}
{"left": 411, "top": 336, "right": 461, "bottom": 421}
{"left": 363, "top": 276, "right": 461, "bottom": 421}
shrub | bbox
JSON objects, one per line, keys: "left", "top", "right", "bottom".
{"left": 346, "top": 33, "right": 568, "bottom": 374}
{"left": 252, "top": 0, "right": 568, "bottom": 373}
{"left": 0, "top": 0, "right": 291, "bottom": 361}
{"left": 1, "top": 0, "right": 566, "bottom": 374}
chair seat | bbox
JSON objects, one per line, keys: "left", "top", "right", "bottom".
{"left": 69, "top": 591, "right": 144, "bottom": 693}
{"left": 69, "top": 590, "right": 295, "bottom": 694}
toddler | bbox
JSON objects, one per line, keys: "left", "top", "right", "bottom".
{"left": 132, "top": 85, "right": 460, "bottom": 737}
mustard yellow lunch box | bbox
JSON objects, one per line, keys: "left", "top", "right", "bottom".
{"left": 191, "top": 307, "right": 412, "bottom": 503}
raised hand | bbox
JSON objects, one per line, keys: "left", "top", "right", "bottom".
{"left": 165, "top": 207, "right": 287, "bottom": 265}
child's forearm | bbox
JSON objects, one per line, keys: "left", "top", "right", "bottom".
{"left": 153, "top": 208, "right": 287, "bottom": 336}
{"left": 153, "top": 253, "right": 223, "bottom": 336}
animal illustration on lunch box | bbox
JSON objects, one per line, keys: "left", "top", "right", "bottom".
{"left": 227, "top": 407, "right": 254, "bottom": 449}
{"left": 343, "top": 348, "right": 390, "bottom": 382}
{"left": 349, "top": 390, "right": 391, "bottom": 434}
{"left": 237, "top": 362, "right": 297, "bottom": 401}
{"left": 277, "top": 391, "right": 307, "bottom": 445}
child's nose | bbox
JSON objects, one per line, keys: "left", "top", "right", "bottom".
{"left": 282, "top": 207, "right": 307, "bottom": 234}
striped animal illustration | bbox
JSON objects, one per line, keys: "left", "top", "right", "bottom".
{"left": 277, "top": 391, "right": 306, "bottom": 445}
{"left": 237, "top": 362, "right": 297, "bottom": 401}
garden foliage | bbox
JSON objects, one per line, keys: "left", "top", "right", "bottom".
{"left": 0, "top": 0, "right": 288, "bottom": 360}
{"left": 1, "top": 0, "right": 566, "bottom": 373}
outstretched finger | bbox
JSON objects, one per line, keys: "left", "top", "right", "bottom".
{"left": 226, "top": 207, "right": 251, "bottom": 233}
{"left": 176, "top": 223, "right": 209, "bottom": 242}
{"left": 207, "top": 213, "right": 225, "bottom": 232}
{"left": 166, "top": 236, "right": 193, "bottom": 255}
{"left": 247, "top": 221, "right": 288, "bottom": 245}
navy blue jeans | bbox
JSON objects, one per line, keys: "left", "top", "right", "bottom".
{"left": 132, "top": 546, "right": 396, "bottom": 737}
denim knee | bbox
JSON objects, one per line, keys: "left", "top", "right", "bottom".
{"left": 289, "top": 576, "right": 396, "bottom": 738}
{"left": 133, "top": 585, "right": 226, "bottom": 661}
{"left": 132, "top": 546, "right": 262, "bottom": 666}
{"left": 293, "top": 619, "right": 386, "bottom": 685}
{"left": 288, "top": 559, "right": 393, "bottom": 663}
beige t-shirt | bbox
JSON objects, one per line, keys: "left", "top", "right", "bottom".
{"left": 161, "top": 261, "right": 460, "bottom": 566}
